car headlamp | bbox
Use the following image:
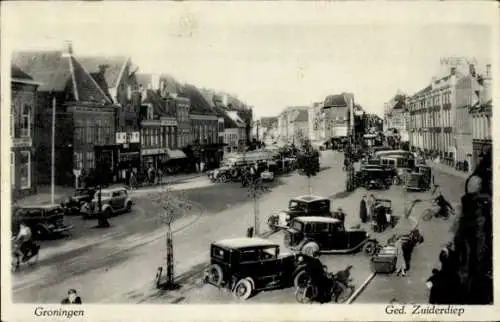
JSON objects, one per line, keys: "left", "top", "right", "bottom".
{"left": 298, "top": 255, "right": 303, "bottom": 262}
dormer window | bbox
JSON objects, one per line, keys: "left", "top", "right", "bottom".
{"left": 147, "top": 105, "right": 154, "bottom": 120}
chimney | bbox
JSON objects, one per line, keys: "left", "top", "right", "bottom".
{"left": 486, "top": 64, "right": 491, "bottom": 77}
{"left": 469, "top": 64, "right": 477, "bottom": 77}
{"left": 98, "top": 64, "right": 109, "bottom": 74}
{"left": 450, "top": 67, "right": 457, "bottom": 75}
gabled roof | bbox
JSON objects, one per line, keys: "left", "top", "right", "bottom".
{"left": 11, "top": 64, "right": 33, "bottom": 80}
{"left": 142, "top": 89, "right": 171, "bottom": 117}
{"left": 260, "top": 117, "right": 278, "bottom": 128}
{"left": 214, "top": 104, "right": 238, "bottom": 128}
{"left": 324, "top": 94, "right": 347, "bottom": 108}
{"left": 293, "top": 109, "right": 309, "bottom": 122}
{"left": 199, "top": 89, "right": 216, "bottom": 108}
{"left": 183, "top": 84, "right": 216, "bottom": 115}
{"left": 12, "top": 50, "right": 111, "bottom": 104}
{"left": 78, "top": 56, "right": 129, "bottom": 88}
{"left": 227, "top": 110, "right": 246, "bottom": 127}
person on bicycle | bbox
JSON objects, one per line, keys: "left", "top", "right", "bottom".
{"left": 306, "top": 251, "right": 331, "bottom": 303}
{"left": 15, "top": 221, "right": 34, "bottom": 261}
{"left": 434, "top": 188, "right": 453, "bottom": 218}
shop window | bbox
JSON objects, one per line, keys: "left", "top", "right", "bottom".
{"left": 74, "top": 152, "right": 83, "bottom": 170}
{"left": 86, "top": 152, "right": 95, "bottom": 169}
{"left": 147, "top": 106, "right": 154, "bottom": 120}
{"left": 19, "top": 151, "right": 31, "bottom": 189}
{"left": 21, "top": 104, "right": 31, "bottom": 137}
{"left": 96, "top": 120, "right": 103, "bottom": 145}
{"left": 86, "top": 120, "right": 93, "bottom": 143}
{"left": 11, "top": 152, "right": 15, "bottom": 187}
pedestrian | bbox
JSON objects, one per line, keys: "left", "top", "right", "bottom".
{"left": 130, "top": 171, "right": 137, "bottom": 190}
{"left": 366, "top": 194, "right": 376, "bottom": 221}
{"left": 359, "top": 195, "right": 368, "bottom": 223}
{"left": 61, "top": 289, "right": 82, "bottom": 304}
{"left": 395, "top": 237, "right": 407, "bottom": 276}
{"left": 334, "top": 207, "right": 346, "bottom": 229}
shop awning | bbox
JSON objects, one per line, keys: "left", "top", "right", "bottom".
{"left": 167, "top": 149, "right": 187, "bottom": 160}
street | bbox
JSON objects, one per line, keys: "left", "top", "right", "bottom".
{"left": 12, "top": 150, "right": 464, "bottom": 304}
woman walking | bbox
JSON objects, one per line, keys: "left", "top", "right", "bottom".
{"left": 395, "top": 237, "right": 407, "bottom": 276}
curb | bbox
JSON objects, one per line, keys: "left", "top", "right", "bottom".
{"left": 347, "top": 272, "right": 376, "bottom": 304}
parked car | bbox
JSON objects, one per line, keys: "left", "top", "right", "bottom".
{"left": 267, "top": 195, "right": 333, "bottom": 231}
{"left": 284, "top": 216, "right": 379, "bottom": 256}
{"left": 12, "top": 204, "right": 74, "bottom": 239}
{"left": 80, "top": 187, "right": 133, "bottom": 219}
{"left": 203, "top": 237, "right": 308, "bottom": 300}
{"left": 61, "top": 187, "right": 97, "bottom": 215}
{"left": 405, "top": 164, "right": 433, "bottom": 191}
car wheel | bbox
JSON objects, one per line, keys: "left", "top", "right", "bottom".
{"left": 206, "top": 264, "right": 223, "bottom": 286}
{"left": 301, "top": 242, "right": 320, "bottom": 256}
{"left": 295, "top": 285, "right": 315, "bottom": 304}
{"left": 293, "top": 270, "right": 310, "bottom": 288}
{"left": 363, "top": 240, "right": 377, "bottom": 256}
{"left": 220, "top": 174, "right": 227, "bottom": 183}
{"left": 126, "top": 201, "right": 132, "bottom": 213}
{"left": 333, "top": 283, "right": 354, "bottom": 303}
{"left": 232, "top": 278, "right": 253, "bottom": 300}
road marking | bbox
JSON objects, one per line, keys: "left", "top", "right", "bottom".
{"left": 347, "top": 272, "right": 376, "bottom": 304}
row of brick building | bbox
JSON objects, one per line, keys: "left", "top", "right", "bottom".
{"left": 11, "top": 44, "right": 253, "bottom": 198}
{"left": 384, "top": 59, "right": 492, "bottom": 171}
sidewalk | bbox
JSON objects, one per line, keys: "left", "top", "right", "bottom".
{"left": 16, "top": 172, "right": 201, "bottom": 206}
{"left": 428, "top": 161, "right": 469, "bottom": 180}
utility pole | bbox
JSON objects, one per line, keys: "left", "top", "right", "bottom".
{"left": 51, "top": 95, "right": 56, "bottom": 205}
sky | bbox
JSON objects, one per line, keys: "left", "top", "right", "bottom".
{"left": 2, "top": 2, "right": 496, "bottom": 118}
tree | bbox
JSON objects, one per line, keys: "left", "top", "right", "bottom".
{"left": 297, "top": 140, "right": 319, "bottom": 194}
{"left": 149, "top": 186, "right": 192, "bottom": 289}
{"left": 246, "top": 175, "right": 268, "bottom": 237}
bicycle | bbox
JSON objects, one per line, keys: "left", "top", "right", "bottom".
{"left": 421, "top": 202, "right": 454, "bottom": 221}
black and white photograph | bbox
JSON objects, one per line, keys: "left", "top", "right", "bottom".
{"left": 1, "top": 1, "right": 497, "bottom": 321}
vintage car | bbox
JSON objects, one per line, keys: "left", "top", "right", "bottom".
{"left": 284, "top": 216, "right": 379, "bottom": 256}
{"left": 203, "top": 237, "right": 306, "bottom": 300}
{"left": 80, "top": 187, "right": 133, "bottom": 218}
{"left": 61, "top": 187, "right": 97, "bottom": 215}
{"left": 356, "top": 166, "right": 392, "bottom": 190}
{"left": 12, "top": 204, "right": 74, "bottom": 239}
{"left": 405, "top": 165, "right": 433, "bottom": 191}
{"left": 370, "top": 199, "right": 396, "bottom": 232}
{"left": 267, "top": 195, "right": 332, "bottom": 231}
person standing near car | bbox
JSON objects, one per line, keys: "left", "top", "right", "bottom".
{"left": 359, "top": 195, "right": 368, "bottom": 223}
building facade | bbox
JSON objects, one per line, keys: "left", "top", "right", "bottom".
{"left": 80, "top": 56, "right": 142, "bottom": 181}
{"left": 409, "top": 67, "right": 460, "bottom": 164}
{"left": 13, "top": 45, "right": 116, "bottom": 187}
{"left": 308, "top": 102, "right": 325, "bottom": 142}
{"left": 471, "top": 64, "right": 492, "bottom": 170}
{"left": 277, "top": 106, "right": 309, "bottom": 144}
{"left": 11, "top": 65, "right": 39, "bottom": 198}
{"left": 383, "top": 93, "right": 409, "bottom": 142}
{"left": 139, "top": 89, "right": 180, "bottom": 171}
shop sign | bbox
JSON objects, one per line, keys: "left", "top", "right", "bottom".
{"left": 12, "top": 137, "right": 32, "bottom": 148}
{"left": 142, "top": 148, "right": 167, "bottom": 156}
{"left": 116, "top": 132, "right": 140, "bottom": 144}
{"left": 160, "top": 117, "right": 178, "bottom": 126}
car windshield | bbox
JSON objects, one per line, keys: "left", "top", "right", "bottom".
{"left": 291, "top": 221, "right": 303, "bottom": 231}
{"left": 309, "top": 200, "right": 330, "bottom": 212}
{"left": 94, "top": 192, "right": 111, "bottom": 199}
{"left": 261, "top": 246, "right": 278, "bottom": 260}
{"left": 289, "top": 200, "right": 306, "bottom": 211}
